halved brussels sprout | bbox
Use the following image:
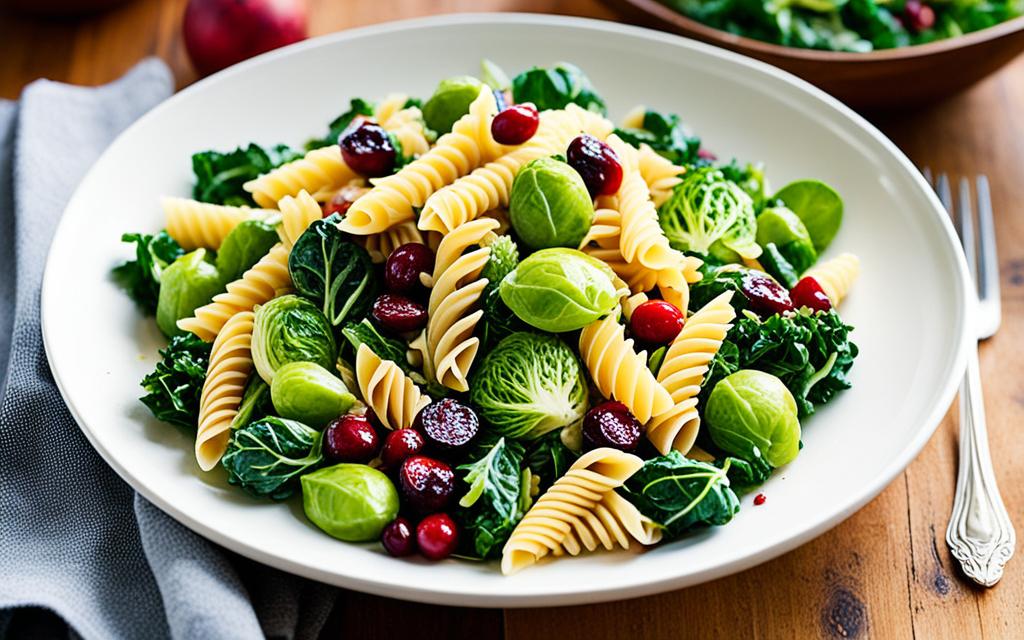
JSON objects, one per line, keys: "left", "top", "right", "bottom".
{"left": 251, "top": 294, "right": 336, "bottom": 383}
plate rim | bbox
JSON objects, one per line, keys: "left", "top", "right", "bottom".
{"left": 41, "top": 12, "right": 973, "bottom": 607}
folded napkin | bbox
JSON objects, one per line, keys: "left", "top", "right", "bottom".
{"left": 0, "top": 60, "right": 336, "bottom": 640}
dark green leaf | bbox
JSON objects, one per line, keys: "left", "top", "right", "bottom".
{"left": 615, "top": 108, "right": 701, "bottom": 166}
{"left": 758, "top": 242, "right": 800, "bottom": 289}
{"left": 511, "top": 63, "right": 606, "bottom": 114}
{"left": 306, "top": 98, "right": 375, "bottom": 150}
{"left": 215, "top": 220, "right": 280, "bottom": 283}
{"left": 222, "top": 416, "right": 323, "bottom": 499}
{"left": 717, "top": 452, "right": 772, "bottom": 494}
{"left": 524, "top": 430, "right": 579, "bottom": 494}
{"left": 340, "top": 318, "right": 408, "bottom": 371}
{"left": 455, "top": 436, "right": 527, "bottom": 558}
{"left": 192, "top": 143, "right": 301, "bottom": 206}
{"left": 479, "top": 235, "right": 526, "bottom": 348}
{"left": 139, "top": 333, "right": 211, "bottom": 429}
{"left": 112, "top": 231, "right": 184, "bottom": 314}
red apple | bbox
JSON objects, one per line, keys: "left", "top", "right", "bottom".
{"left": 183, "top": 0, "right": 308, "bottom": 77}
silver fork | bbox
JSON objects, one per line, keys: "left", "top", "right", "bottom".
{"left": 925, "top": 170, "right": 1015, "bottom": 587}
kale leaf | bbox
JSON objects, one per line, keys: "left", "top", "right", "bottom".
{"left": 112, "top": 231, "right": 184, "bottom": 313}
{"left": 306, "top": 98, "right": 375, "bottom": 150}
{"left": 192, "top": 143, "right": 301, "bottom": 206}
{"left": 689, "top": 263, "right": 748, "bottom": 313}
{"left": 479, "top": 235, "right": 525, "bottom": 348}
{"left": 615, "top": 108, "right": 701, "bottom": 166}
{"left": 340, "top": 318, "right": 408, "bottom": 370}
{"left": 511, "top": 63, "right": 606, "bottom": 114}
{"left": 622, "top": 451, "right": 740, "bottom": 539}
{"left": 222, "top": 416, "right": 323, "bottom": 499}
{"left": 456, "top": 436, "right": 527, "bottom": 559}
{"left": 139, "top": 333, "right": 211, "bottom": 429}
{"left": 524, "top": 430, "right": 579, "bottom": 494}
{"left": 717, "top": 452, "right": 772, "bottom": 494}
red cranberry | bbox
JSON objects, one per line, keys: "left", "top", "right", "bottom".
{"left": 416, "top": 513, "right": 459, "bottom": 560}
{"left": 384, "top": 242, "right": 434, "bottom": 295}
{"left": 753, "top": 493, "right": 767, "bottom": 506}
{"left": 741, "top": 271, "right": 794, "bottom": 316}
{"left": 414, "top": 398, "right": 479, "bottom": 452}
{"left": 790, "top": 276, "right": 832, "bottom": 313}
{"left": 372, "top": 294, "right": 427, "bottom": 333}
{"left": 381, "top": 517, "right": 416, "bottom": 557}
{"left": 567, "top": 134, "right": 623, "bottom": 197}
{"left": 399, "top": 455, "right": 455, "bottom": 513}
{"left": 904, "top": 0, "right": 936, "bottom": 32}
{"left": 381, "top": 428, "right": 425, "bottom": 468}
{"left": 582, "top": 401, "right": 644, "bottom": 453}
{"left": 697, "top": 148, "right": 717, "bottom": 161}
{"left": 630, "top": 300, "right": 684, "bottom": 344}
{"left": 491, "top": 104, "right": 539, "bottom": 145}
{"left": 340, "top": 121, "right": 395, "bottom": 178}
{"left": 324, "top": 415, "right": 379, "bottom": 463}
{"left": 322, "top": 184, "right": 368, "bottom": 218}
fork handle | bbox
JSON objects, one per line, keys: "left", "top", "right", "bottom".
{"left": 946, "top": 346, "right": 1016, "bottom": 587}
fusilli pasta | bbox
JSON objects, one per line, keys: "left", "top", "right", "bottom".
{"left": 355, "top": 344, "right": 430, "bottom": 430}
{"left": 195, "top": 311, "right": 255, "bottom": 471}
{"left": 163, "top": 197, "right": 276, "bottom": 250}
{"left": 361, "top": 220, "right": 425, "bottom": 264}
{"left": 804, "top": 253, "right": 860, "bottom": 306}
{"left": 276, "top": 190, "right": 322, "bottom": 249}
{"left": 376, "top": 93, "right": 431, "bottom": 158}
{"left": 637, "top": 144, "right": 685, "bottom": 207}
{"left": 244, "top": 145, "right": 359, "bottom": 209}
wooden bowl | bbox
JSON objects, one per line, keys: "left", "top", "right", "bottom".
{"left": 605, "top": 0, "right": 1024, "bottom": 109}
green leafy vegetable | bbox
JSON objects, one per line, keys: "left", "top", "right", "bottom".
{"left": 456, "top": 436, "right": 527, "bottom": 558}
{"left": 614, "top": 108, "right": 701, "bottom": 166}
{"left": 301, "top": 464, "right": 399, "bottom": 541}
{"left": 215, "top": 219, "right": 280, "bottom": 283}
{"left": 306, "top": 98, "right": 375, "bottom": 150}
{"left": 423, "top": 76, "right": 485, "bottom": 134}
{"left": 509, "top": 156, "right": 594, "bottom": 250}
{"left": 222, "top": 416, "right": 323, "bottom": 499}
{"left": 112, "top": 231, "right": 183, "bottom": 314}
{"left": 659, "top": 167, "right": 761, "bottom": 260}
{"left": 139, "top": 333, "right": 211, "bottom": 429}
{"left": 469, "top": 332, "right": 588, "bottom": 441}
{"left": 689, "top": 263, "right": 748, "bottom": 312}
{"left": 772, "top": 180, "right": 844, "bottom": 253}
{"left": 232, "top": 375, "right": 273, "bottom": 430}
{"left": 719, "top": 160, "right": 769, "bottom": 211}
{"left": 756, "top": 206, "right": 818, "bottom": 274}
{"left": 706, "top": 369, "right": 802, "bottom": 468}
{"left": 192, "top": 143, "right": 301, "bottom": 206}
{"left": 288, "top": 214, "right": 377, "bottom": 326}
{"left": 511, "top": 63, "right": 606, "bottom": 114}
{"left": 340, "top": 318, "right": 409, "bottom": 371}
{"left": 717, "top": 453, "right": 772, "bottom": 494}
{"left": 757, "top": 243, "right": 801, "bottom": 289}
{"left": 156, "top": 249, "right": 224, "bottom": 337}
{"left": 479, "top": 235, "right": 525, "bottom": 348}
{"left": 525, "top": 430, "right": 579, "bottom": 493}
{"left": 271, "top": 361, "right": 357, "bottom": 428}
{"left": 622, "top": 451, "right": 740, "bottom": 539}
{"left": 251, "top": 294, "right": 337, "bottom": 383}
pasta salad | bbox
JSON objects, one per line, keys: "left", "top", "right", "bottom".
{"left": 113, "top": 61, "right": 860, "bottom": 574}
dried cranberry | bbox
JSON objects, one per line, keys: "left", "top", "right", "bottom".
{"left": 381, "top": 428, "right": 425, "bottom": 468}
{"left": 790, "top": 276, "right": 832, "bottom": 313}
{"left": 372, "top": 294, "right": 427, "bottom": 333}
{"left": 322, "top": 184, "right": 368, "bottom": 218}
{"left": 324, "top": 415, "right": 379, "bottom": 463}
{"left": 381, "top": 517, "right": 416, "bottom": 557}
{"left": 697, "top": 148, "right": 718, "bottom": 161}
{"left": 630, "top": 300, "right": 684, "bottom": 344}
{"left": 414, "top": 398, "right": 479, "bottom": 452}
{"left": 753, "top": 493, "right": 767, "bottom": 506}
{"left": 904, "top": 0, "right": 936, "bottom": 32}
{"left": 582, "top": 401, "right": 644, "bottom": 453}
{"left": 385, "top": 243, "right": 434, "bottom": 295}
{"left": 399, "top": 455, "right": 455, "bottom": 513}
{"left": 741, "top": 271, "right": 794, "bottom": 316}
{"left": 567, "top": 134, "right": 623, "bottom": 197}
{"left": 416, "top": 513, "right": 458, "bottom": 560}
{"left": 491, "top": 104, "right": 539, "bottom": 145}
{"left": 340, "top": 121, "right": 395, "bottom": 178}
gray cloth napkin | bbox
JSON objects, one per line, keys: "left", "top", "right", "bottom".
{"left": 0, "top": 59, "right": 336, "bottom": 640}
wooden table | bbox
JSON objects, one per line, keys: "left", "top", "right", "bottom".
{"left": 2, "top": 1, "right": 1021, "bottom": 637}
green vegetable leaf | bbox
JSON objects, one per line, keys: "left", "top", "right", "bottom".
{"left": 222, "top": 416, "right": 323, "bottom": 500}
{"left": 192, "top": 143, "right": 301, "bottom": 207}
{"left": 112, "top": 231, "right": 184, "bottom": 314}
{"left": 306, "top": 98, "right": 375, "bottom": 150}
{"left": 480, "top": 59, "right": 512, "bottom": 91}
{"left": 511, "top": 63, "right": 606, "bottom": 114}
{"left": 622, "top": 451, "right": 740, "bottom": 539}
{"left": 479, "top": 235, "right": 526, "bottom": 348}
{"left": 524, "top": 430, "right": 579, "bottom": 494}
{"left": 719, "top": 160, "right": 769, "bottom": 211}
{"left": 215, "top": 220, "right": 280, "bottom": 283}
{"left": 139, "top": 333, "right": 211, "bottom": 430}
{"left": 614, "top": 108, "right": 701, "bottom": 166}
{"left": 758, "top": 242, "right": 801, "bottom": 289}
{"left": 232, "top": 375, "right": 273, "bottom": 430}
{"left": 456, "top": 436, "right": 527, "bottom": 558}
{"left": 340, "top": 319, "right": 409, "bottom": 372}
{"left": 717, "top": 452, "right": 772, "bottom": 494}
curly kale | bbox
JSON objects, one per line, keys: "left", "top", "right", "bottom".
{"left": 192, "top": 143, "right": 301, "bottom": 206}
{"left": 479, "top": 235, "right": 525, "bottom": 348}
{"left": 455, "top": 436, "right": 528, "bottom": 558}
{"left": 305, "top": 98, "right": 375, "bottom": 150}
{"left": 112, "top": 231, "right": 184, "bottom": 313}
{"left": 140, "top": 333, "right": 212, "bottom": 429}
{"left": 614, "top": 108, "right": 701, "bottom": 166}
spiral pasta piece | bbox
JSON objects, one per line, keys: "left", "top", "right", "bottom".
{"left": 620, "top": 105, "right": 646, "bottom": 130}
{"left": 421, "top": 218, "right": 499, "bottom": 392}
{"left": 637, "top": 144, "right": 685, "bottom": 208}
{"left": 195, "top": 311, "right": 255, "bottom": 471}
{"left": 362, "top": 220, "right": 425, "bottom": 264}
{"left": 244, "top": 145, "right": 358, "bottom": 209}
{"left": 803, "top": 253, "right": 860, "bottom": 306}
{"left": 607, "top": 135, "right": 687, "bottom": 272}
{"left": 177, "top": 244, "right": 292, "bottom": 341}
{"left": 501, "top": 448, "right": 659, "bottom": 575}
{"left": 376, "top": 94, "right": 431, "bottom": 158}
{"left": 276, "top": 190, "right": 322, "bottom": 249}
{"left": 418, "top": 105, "right": 614, "bottom": 234}
{"left": 578, "top": 315, "right": 673, "bottom": 423}
{"left": 337, "top": 89, "right": 505, "bottom": 235}
{"left": 646, "top": 292, "right": 736, "bottom": 455}
{"left": 355, "top": 344, "right": 430, "bottom": 430}
{"left": 163, "top": 197, "right": 276, "bottom": 250}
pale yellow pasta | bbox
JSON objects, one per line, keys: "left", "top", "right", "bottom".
{"left": 372, "top": 93, "right": 409, "bottom": 125}
{"left": 804, "top": 253, "right": 860, "bottom": 306}
{"left": 376, "top": 94, "right": 431, "bottom": 158}
{"left": 355, "top": 344, "right": 430, "bottom": 430}
{"left": 163, "top": 197, "right": 276, "bottom": 250}
{"left": 501, "top": 448, "right": 659, "bottom": 575}
{"left": 244, "top": 145, "right": 359, "bottom": 209}
{"left": 646, "top": 292, "right": 736, "bottom": 455}
{"left": 421, "top": 218, "right": 498, "bottom": 392}
{"left": 177, "top": 244, "right": 292, "bottom": 341}
{"left": 337, "top": 89, "right": 506, "bottom": 235}
{"left": 578, "top": 315, "right": 673, "bottom": 423}
{"left": 418, "top": 105, "right": 614, "bottom": 234}
{"left": 637, "top": 144, "right": 685, "bottom": 207}
{"left": 195, "top": 311, "right": 255, "bottom": 471}
{"left": 362, "top": 220, "right": 425, "bottom": 264}
{"left": 276, "top": 190, "right": 322, "bottom": 249}
{"left": 620, "top": 105, "right": 646, "bottom": 130}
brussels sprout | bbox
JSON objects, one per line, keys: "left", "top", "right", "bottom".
{"left": 301, "top": 464, "right": 400, "bottom": 541}
{"left": 215, "top": 219, "right": 280, "bottom": 283}
{"left": 422, "top": 76, "right": 485, "bottom": 134}
{"left": 469, "top": 332, "right": 588, "bottom": 441}
{"left": 509, "top": 157, "right": 594, "bottom": 250}
{"left": 271, "top": 361, "right": 356, "bottom": 428}
{"left": 156, "top": 249, "right": 223, "bottom": 337}
{"left": 251, "top": 295, "right": 336, "bottom": 383}
{"left": 659, "top": 167, "right": 760, "bottom": 260}
{"left": 706, "top": 369, "right": 801, "bottom": 468}
{"left": 499, "top": 248, "right": 619, "bottom": 333}
{"left": 755, "top": 207, "right": 818, "bottom": 273}
{"left": 222, "top": 416, "right": 323, "bottom": 499}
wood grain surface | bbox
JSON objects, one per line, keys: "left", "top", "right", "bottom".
{"left": 1, "top": 1, "right": 1021, "bottom": 637}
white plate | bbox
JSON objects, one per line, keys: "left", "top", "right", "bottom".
{"left": 42, "top": 14, "right": 971, "bottom": 606}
